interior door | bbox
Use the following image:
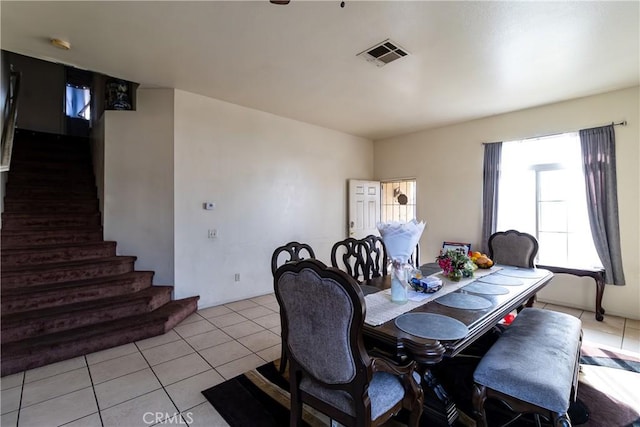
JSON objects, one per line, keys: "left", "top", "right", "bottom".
{"left": 348, "top": 179, "right": 381, "bottom": 239}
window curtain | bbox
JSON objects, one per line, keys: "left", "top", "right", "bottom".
{"left": 579, "top": 125, "right": 625, "bottom": 285}
{"left": 481, "top": 142, "right": 502, "bottom": 254}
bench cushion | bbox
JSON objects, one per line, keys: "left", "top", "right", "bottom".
{"left": 474, "top": 308, "right": 582, "bottom": 413}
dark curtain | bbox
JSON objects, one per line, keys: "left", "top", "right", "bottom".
{"left": 481, "top": 142, "right": 502, "bottom": 254}
{"left": 579, "top": 125, "right": 625, "bottom": 285}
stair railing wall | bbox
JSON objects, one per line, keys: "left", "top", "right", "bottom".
{"left": 1, "top": 70, "right": 21, "bottom": 172}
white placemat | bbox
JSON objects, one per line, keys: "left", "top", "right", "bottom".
{"left": 364, "top": 267, "right": 503, "bottom": 326}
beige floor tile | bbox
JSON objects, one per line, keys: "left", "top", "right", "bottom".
{"left": 86, "top": 342, "right": 139, "bottom": 365}
{"left": 224, "top": 300, "right": 259, "bottom": 311}
{"left": 94, "top": 368, "right": 161, "bottom": 410}
{"left": 185, "top": 329, "right": 234, "bottom": 351}
{"left": 197, "top": 305, "right": 233, "bottom": 319}
{"left": 152, "top": 353, "right": 211, "bottom": 386}
{"left": 142, "top": 339, "right": 195, "bottom": 366}
{"left": 21, "top": 367, "right": 91, "bottom": 407}
{"left": 269, "top": 325, "right": 281, "bottom": 335}
{"left": 263, "top": 302, "right": 280, "bottom": 313}
{"left": 251, "top": 294, "right": 277, "bottom": 306}
{"left": 18, "top": 387, "right": 97, "bottom": 427}
{"left": 216, "top": 354, "right": 265, "bottom": 380}
{"left": 24, "top": 356, "right": 86, "bottom": 383}
{"left": 236, "top": 306, "right": 274, "bottom": 320}
{"left": 1, "top": 410, "right": 17, "bottom": 427}
{"left": 207, "top": 312, "right": 248, "bottom": 328}
{"left": 100, "top": 389, "right": 177, "bottom": 427}
{"left": 61, "top": 412, "right": 102, "bottom": 427}
{"left": 582, "top": 328, "right": 623, "bottom": 348}
{"left": 180, "top": 312, "right": 206, "bottom": 325}
{"left": 256, "top": 344, "right": 282, "bottom": 363}
{"left": 626, "top": 318, "right": 640, "bottom": 329}
{"left": 199, "top": 341, "right": 252, "bottom": 368}
{"left": 581, "top": 313, "right": 625, "bottom": 335}
{"left": 544, "top": 304, "right": 583, "bottom": 318}
{"left": 237, "top": 330, "right": 281, "bottom": 353}
{"left": 1, "top": 386, "right": 21, "bottom": 415}
{"left": 253, "top": 313, "right": 280, "bottom": 329}
{"left": 165, "top": 369, "right": 225, "bottom": 412}
{"left": 174, "top": 320, "right": 217, "bottom": 338}
{"left": 182, "top": 402, "right": 230, "bottom": 427}
{"left": 0, "top": 373, "right": 23, "bottom": 391}
{"left": 136, "top": 329, "right": 182, "bottom": 350}
{"left": 89, "top": 352, "right": 149, "bottom": 384}
{"left": 622, "top": 327, "right": 640, "bottom": 352}
{"left": 221, "top": 320, "right": 264, "bottom": 339}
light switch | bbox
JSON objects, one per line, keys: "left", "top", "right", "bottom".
{"left": 203, "top": 202, "right": 216, "bottom": 210}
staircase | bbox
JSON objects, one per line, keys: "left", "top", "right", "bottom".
{"left": 1, "top": 129, "right": 199, "bottom": 376}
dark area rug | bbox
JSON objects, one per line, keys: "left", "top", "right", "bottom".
{"left": 202, "top": 345, "right": 640, "bottom": 427}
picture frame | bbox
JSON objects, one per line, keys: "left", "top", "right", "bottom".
{"left": 442, "top": 241, "right": 471, "bottom": 256}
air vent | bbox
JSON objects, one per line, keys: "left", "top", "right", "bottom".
{"left": 357, "top": 39, "right": 409, "bottom": 67}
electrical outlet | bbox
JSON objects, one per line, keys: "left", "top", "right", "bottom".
{"left": 207, "top": 229, "right": 218, "bottom": 239}
{"left": 234, "top": 273, "right": 240, "bottom": 282}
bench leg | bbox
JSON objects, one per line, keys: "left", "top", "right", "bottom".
{"left": 471, "top": 384, "right": 489, "bottom": 427}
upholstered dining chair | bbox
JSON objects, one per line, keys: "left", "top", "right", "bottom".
{"left": 488, "top": 230, "right": 539, "bottom": 268}
{"left": 271, "top": 241, "right": 316, "bottom": 373}
{"left": 274, "top": 259, "right": 424, "bottom": 427}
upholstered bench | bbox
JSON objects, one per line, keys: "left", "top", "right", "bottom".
{"left": 472, "top": 308, "right": 582, "bottom": 427}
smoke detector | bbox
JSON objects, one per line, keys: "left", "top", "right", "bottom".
{"left": 357, "top": 39, "right": 408, "bottom": 67}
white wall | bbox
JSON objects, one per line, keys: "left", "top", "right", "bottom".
{"left": 374, "top": 86, "right": 640, "bottom": 319}
{"left": 173, "top": 90, "right": 373, "bottom": 308}
{"left": 103, "top": 89, "right": 175, "bottom": 285}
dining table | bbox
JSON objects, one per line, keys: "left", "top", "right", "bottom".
{"left": 360, "top": 263, "right": 554, "bottom": 427}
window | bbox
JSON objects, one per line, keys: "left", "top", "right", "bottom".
{"left": 381, "top": 179, "right": 416, "bottom": 223}
{"left": 65, "top": 84, "right": 91, "bottom": 120}
{"left": 497, "top": 133, "right": 601, "bottom": 267}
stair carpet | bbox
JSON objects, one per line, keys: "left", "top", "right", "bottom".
{"left": 1, "top": 130, "right": 199, "bottom": 376}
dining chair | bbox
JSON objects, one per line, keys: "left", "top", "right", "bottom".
{"left": 271, "top": 241, "right": 316, "bottom": 373}
{"left": 270, "top": 241, "right": 316, "bottom": 275}
{"left": 274, "top": 259, "right": 424, "bottom": 427}
{"left": 488, "top": 230, "right": 539, "bottom": 268}
{"left": 330, "top": 237, "right": 369, "bottom": 281}
{"left": 361, "top": 235, "right": 388, "bottom": 278}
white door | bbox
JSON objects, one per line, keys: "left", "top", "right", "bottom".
{"left": 348, "top": 179, "right": 381, "bottom": 239}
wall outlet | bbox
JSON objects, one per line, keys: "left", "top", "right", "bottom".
{"left": 203, "top": 202, "right": 216, "bottom": 210}
{"left": 234, "top": 273, "right": 240, "bottom": 282}
{"left": 207, "top": 229, "right": 217, "bottom": 239}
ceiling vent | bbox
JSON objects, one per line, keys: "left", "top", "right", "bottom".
{"left": 357, "top": 39, "right": 409, "bottom": 67}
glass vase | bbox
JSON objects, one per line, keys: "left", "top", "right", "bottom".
{"left": 390, "top": 261, "right": 409, "bottom": 304}
{"left": 448, "top": 270, "right": 463, "bottom": 282}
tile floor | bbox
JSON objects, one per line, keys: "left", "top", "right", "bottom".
{"left": 1, "top": 295, "right": 638, "bottom": 427}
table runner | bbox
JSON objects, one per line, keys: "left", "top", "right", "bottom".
{"left": 364, "top": 267, "right": 500, "bottom": 326}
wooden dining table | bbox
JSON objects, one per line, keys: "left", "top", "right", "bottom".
{"left": 360, "top": 264, "right": 554, "bottom": 427}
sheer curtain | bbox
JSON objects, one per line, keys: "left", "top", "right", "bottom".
{"left": 481, "top": 142, "right": 501, "bottom": 254}
{"left": 579, "top": 125, "right": 626, "bottom": 285}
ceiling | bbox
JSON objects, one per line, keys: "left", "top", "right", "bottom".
{"left": 1, "top": 1, "right": 638, "bottom": 140}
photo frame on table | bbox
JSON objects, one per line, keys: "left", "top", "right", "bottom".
{"left": 442, "top": 242, "right": 471, "bottom": 256}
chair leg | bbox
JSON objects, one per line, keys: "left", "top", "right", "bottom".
{"left": 471, "top": 384, "right": 489, "bottom": 427}
{"left": 279, "top": 346, "right": 288, "bottom": 374}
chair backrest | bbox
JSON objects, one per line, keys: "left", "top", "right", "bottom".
{"left": 488, "top": 230, "right": 539, "bottom": 268}
{"left": 361, "top": 235, "right": 388, "bottom": 278}
{"left": 274, "top": 259, "right": 369, "bottom": 384}
{"left": 271, "top": 241, "right": 316, "bottom": 275}
{"left": 409, "top": 243, "right": 420, "bottom": 268}
{"left": 330, "top": 238, "right": 369, "bottom": 281}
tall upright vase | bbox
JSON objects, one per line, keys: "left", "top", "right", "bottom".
{"left": 390, "top": 260, "right": 409, "bottom": 304}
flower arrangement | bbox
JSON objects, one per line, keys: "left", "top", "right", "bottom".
{"left": 436, "top": 249, "right": 475, "bottom": 281}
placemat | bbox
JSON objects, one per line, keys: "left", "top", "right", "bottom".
{"left": 496, "top": 267, "right": 548, "bottom": 279}
{"left": 394, "top": 313, "right": 469, "bottom": 340}
{"left": 476, "top": 274, "right": 525, "bottom": 286}
{"left": 462, "top": 282, "right": 509, "bottom": 295}
{"left": 435, "top": 293, "right": 493, "bottom": 310}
